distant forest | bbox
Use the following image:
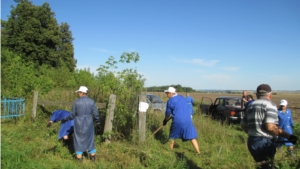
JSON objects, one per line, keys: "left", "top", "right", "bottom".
{"left": 144, "top": 85, "right": 195, "bottom": 92}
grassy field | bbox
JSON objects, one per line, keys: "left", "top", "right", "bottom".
{"left": 1, "top": 92, "right": 300, "bottom": 168}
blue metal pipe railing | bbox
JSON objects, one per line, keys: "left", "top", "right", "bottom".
{"left": 1, "top": 98, "right": 26, "bottom": 119}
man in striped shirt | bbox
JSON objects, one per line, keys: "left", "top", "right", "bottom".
{"left": 241, "top": 84, "right": 298, "bottom": 169}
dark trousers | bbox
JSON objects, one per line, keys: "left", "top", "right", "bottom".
{"left": 248, "top": 136, "right": 276, "bottom": 169}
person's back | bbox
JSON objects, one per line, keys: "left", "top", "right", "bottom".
{"left": 163, "top": 87, "right": 201, "bottom": 156}
{"left": 62, "top": 86, "right": 101, "bottom": 161}
{"left": 244, "top": 98, "right": 278, "bottom": 138}
{"left": 49, "top": 110, "right": 74, "bottom": 141}
{"left": 73, "top": 96, "right": 97, "bottom": 116}
{"left": 168, "top": 94, "right": 191, "bottom": 124}
{"left": 50, "top": 110, "right": 72, "bottom": 122}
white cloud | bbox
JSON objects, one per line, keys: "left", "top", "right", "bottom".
{"left": 175, "top": 58, "right": 219, "bottom": 67}
{"left": 221, "top": 66, "right": 240, "bottom": 71}
{"left": 195, "top": 69, "right": 205, "bottom": 73}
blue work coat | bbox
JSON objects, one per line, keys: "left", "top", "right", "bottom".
{"left": 64, "top": 96, "right": 100, "bottom": 152}
{"left": 244, "top": 100, "right": 254, "bottom": 110}
{"left": 50, "top": 110, "right": 74, "bottom": 140}
{"left": 277, "top": 108, "right": 294, "bottom": 146}
{"left": 185, "top": 96, "right": 194, "bottom": 115}
{"left": 166, "top": 94, "right": 198, "bottom": 141}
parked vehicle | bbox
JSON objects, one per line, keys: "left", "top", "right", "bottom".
{"left": 200, "top": 96, "right": 245, "bottom": 124}
{"left": 146, "top": 94, "right": 166, "bottom": 112}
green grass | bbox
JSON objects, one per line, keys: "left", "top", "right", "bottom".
{"left": 2, "top": 107, "right": 300, "bottom": 169}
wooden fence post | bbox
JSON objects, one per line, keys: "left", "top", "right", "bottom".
{"left": 32, "top": 91, "right": 38, "bottom": 119}
{"left": 103, "top": 94, "right": 116, "bottom": 143}
{"left": 138, "top": 94, "right": 147, "bottom": 141}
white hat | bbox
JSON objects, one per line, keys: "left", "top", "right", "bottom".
{"left": 164, "top": 87, "right": 176, "bottom": 93}
{"left": 75, "top": 86, "right": 88, "bottom": 93}
{"left": 279, "top": 99, "right": 288, "bottom": 106}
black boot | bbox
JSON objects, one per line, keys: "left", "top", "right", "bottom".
{"left": 63, "top": 139, "right": 71, "bottom": 146}
{"left": 90, "top": 155, "right": 96, "bottom": 162}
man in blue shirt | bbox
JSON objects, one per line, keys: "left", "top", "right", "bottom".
{"left": 185, "top": 93, "right": 195, "bottom": 118}
{"left": 163, "top": 87, "right": 201, "bottom": 156}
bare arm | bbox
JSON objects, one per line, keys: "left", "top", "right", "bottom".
{"left": 265, "top": 123, "right": 290, "bottom": 138}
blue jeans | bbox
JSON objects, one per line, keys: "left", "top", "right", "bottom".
{"left": 248, "top": 136, "right": 276, "bottom": 169}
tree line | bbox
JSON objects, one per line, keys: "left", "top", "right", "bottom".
{"left": 145, "top": 85, "right": 196, "bottom": 92}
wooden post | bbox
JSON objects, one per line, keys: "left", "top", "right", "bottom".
{"left": 103, "top": 94, "right": 116, "bottom": 143}
{"left": 138, "top": 94, "right": 147, "bottom": 141}
{"left": 32, "top": 91, "right": 38, "bottom": 118}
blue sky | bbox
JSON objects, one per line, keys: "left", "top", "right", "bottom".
{"left": 2, "top": 0, "right": 300, "bottom": 90}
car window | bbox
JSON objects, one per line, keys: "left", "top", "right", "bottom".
{"left": 214, "top": 99, "right": 223, "bottom": 105}
{"left": 146, "top": 95, "right": 152, "bottom": 102}
{"left": 152, "top": 96, "right": 162, "bottom": 103}
{"left": 146, "top": 95, "right": 162, "bottom": 103}
{"left": 225, "top": 98, "right": 242, "bottom": 106}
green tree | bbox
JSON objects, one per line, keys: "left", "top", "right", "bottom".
{"left": 1, "top": 49, "right": 54, "bottom": 98}
{"left": 57, "top": 22, "right": 76, "bottom": 71}
{"left": 1, "top": 0, "right": 76, "bottom": 71}
{"left": 93, "top": 52, "right": 145, "bottom": 138}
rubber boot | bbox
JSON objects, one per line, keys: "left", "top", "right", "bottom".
{"left": 63, "top": 139, "right": 70, "bottom": 146}
{"left": 90, "top": 155, "right": 96, "bottom": 162}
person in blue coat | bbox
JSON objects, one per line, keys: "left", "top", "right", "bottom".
{"left": 61, "top": 86, "right": 101, "bottom": 161}
{"left": 163, "top": 87, "right": 201, "bottom": 156}
{"left": 276, "top": 99, "right": 295, "bottom": 155}
{"left": 185, "top": 93, "right": 195, "bottom": 118}
{"left": 47, "top": 110, "right": 74, "bottom": 145}
{"left": 244, "top": 95, "right": 254, "bottom": 110}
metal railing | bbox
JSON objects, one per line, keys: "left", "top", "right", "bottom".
{"left": 1, "top": 98, "right": 26, "bottom": 119}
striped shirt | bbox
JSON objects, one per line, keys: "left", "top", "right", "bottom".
{"left": 241, "top": 98, "right": 278, "bottom": 139}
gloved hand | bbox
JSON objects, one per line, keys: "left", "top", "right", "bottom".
{"left": 61, "top": 119, "right": 67, "bottom": 123}
{"left": 163, "top": 119, "right": 168, "bottom": 126}
{"left": 96, "top": 123, "right": 101, "bottom": 131}
{"left": 288, "top": 135, "right": 298, "bottom": 144}
{"left": 47, "top": 121, "right": 52, "bottom": 127}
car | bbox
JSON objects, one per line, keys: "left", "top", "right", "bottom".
{"left": 146, "top": 94, "right": 166, "bottom": 112}
{"left": 199, "top": 96, "right": 245, "bottom": 124}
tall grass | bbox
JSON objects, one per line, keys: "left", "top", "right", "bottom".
{"left": 1, "top": 94, "right": 300, "bottom": 168}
